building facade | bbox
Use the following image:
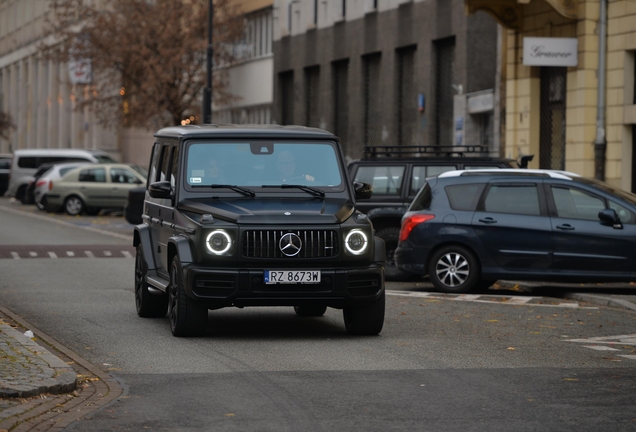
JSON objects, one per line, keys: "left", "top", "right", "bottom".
{"left": 0, "top": 0, "right": 118, "bottom": 159}
{"left": 465, "top": 0, "right": 636, "bottom": 191}
{"left": 272, "top": 0, "right": 500, "bottom": 160}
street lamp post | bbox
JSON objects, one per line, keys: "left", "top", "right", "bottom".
{"left": 202, "top": 0, "right": 213, "bottom": 124}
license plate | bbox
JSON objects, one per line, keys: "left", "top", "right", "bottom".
{"left": 264, "top": 270, "right": 321, "bottom": 284}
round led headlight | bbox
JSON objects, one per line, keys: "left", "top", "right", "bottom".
{"left": 206, "top": 230, "right": 232, "bottom": 255}
{"left": 345, "top": 229, "right": 368, "bottom": 255}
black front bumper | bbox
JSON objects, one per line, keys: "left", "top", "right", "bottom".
{"left": 183, "top": 264, "right": 385, "bottom": 308}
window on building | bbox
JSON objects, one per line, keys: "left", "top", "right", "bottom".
{"left": 304, "top": 66, "right": 320, "bottom": 127}
{"left": 633, "top": 51, "right": 636, "bottom": 104}
{"left": 397, "top": 45, "right": 417, "bottom": 146}
{"left": 363, "top": 53, "right": 382, "bottom": 146}
{"left": 434, "top": 37, "right": 456, "bottom": 147}
{"left": 314, "top": 0, "right": 318, "bottom": 25}
{"left": 237, "top": 9, "right": 272, "bottom": 60}
{"left": 342, "top": 0, "right": 346, "bottom": 19}
{"left": 540, "top": 67, "right": 567, "bottom": 170}
{"left": 332, "top": 59, "right": 350, "bottom": 151}
{"left": 279, "top": 71, "right": 294, "bottom": 125}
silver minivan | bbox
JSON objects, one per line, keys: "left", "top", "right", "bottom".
{"left": 7, "top": 149, "right": 117, "bottom": 203}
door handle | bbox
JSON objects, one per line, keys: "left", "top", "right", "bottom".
{"left": 478, "top": 217, "right": 497, "bottom": 224}
{"left": 556, "top": 224, "right": 575, "bottom": 231}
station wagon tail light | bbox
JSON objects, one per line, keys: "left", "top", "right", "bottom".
{"left": 36, "top": 180, "right": 47, "bottom": 187}
{"left": 206, "top": 230, "right": 232, "bottom": 255}
{"left": 399, "top": 214, "right": 435, "bottom": 241}
{"left": 48, "top": 181, "right": 54, "bottom": 190}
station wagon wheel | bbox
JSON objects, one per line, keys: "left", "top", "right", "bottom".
{"left": 294, "top": 305, "right": 327, "bottom": 317}
{"left": 169, "top": 256, "right": 208, "bottom": 337}
{"left": 64, "top": 195, "right": 85, "bottom": 215}
{"left": 343, "top": 291, "right": 385, "bottom": 335}
{"left": 135, "top": 245, "right": 168, "bottom": 318}
{"left": 428, "top": 245, "right": 480, "bottom": 293}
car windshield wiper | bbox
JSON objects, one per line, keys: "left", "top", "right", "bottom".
{"left": 192, "top": 184, "right": 255, "bottom": 197}
{"left": 262, "top": 184, "right": 325, "bottom": 197}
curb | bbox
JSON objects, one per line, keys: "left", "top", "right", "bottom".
{"left": 0, "top": 324, "right": 77, "bottom": 398}
{"left": 561, "top": 293, "right": 636, "bottom": 312}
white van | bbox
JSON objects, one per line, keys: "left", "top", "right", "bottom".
{"left": 7, "top": 149, "right": 117, "bottom": 202}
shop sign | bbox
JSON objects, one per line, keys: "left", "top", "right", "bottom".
{"left": 523, "top": 37, "right": 578, "bottom": 67}
{"left": 467, "top": 90, "right": 494, "bottom": 114}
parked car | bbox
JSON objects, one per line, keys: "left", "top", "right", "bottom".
{"left": 33, "top": 162, "right": 92, "bottom": 211}
{"left": 47, "top": 163, "right": 147, "bottom": 215}
{"left": 395, "top": 169, "right": 636, "bottom": 293}
{"left": 348, "top": 145, "right": 533, "bottom": 280}
{"left": 6, "top": 148, "right": 117, "bottom": 204}
{"left": 0, "top": 154, "right": 11, "bottom": 196}
{"left": 23, "top": 164, "right": 55, "bottom": 205}
{"left": 134, "top": 125, "right": 385, "bottom": 337}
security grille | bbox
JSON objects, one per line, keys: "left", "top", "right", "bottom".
{"left": 363, "top": 53, "right": 382, "bottom": 146}
{"left": 540, "top": 67, "right": 566, "bottom": 170}
{"left": 435, "top": 37, "right": 455, "bottom": 147}
{"left": 280, "top": 71, "right": 294, "bottom": 125}
{"left": 304, "top": 66, "right": 320, "bottom": 127}
{"left": 397, "top": 45, "right": 417, "bottom": 146}
{"left": 242, "top": 230, "right": 339, "bottom": 258}
{"left": 333, "top": 59, "right": 349, "bottom": 152}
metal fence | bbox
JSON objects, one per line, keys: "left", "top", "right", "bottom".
{"left": 539, "top": 67, "right": 566, "bottom": 170}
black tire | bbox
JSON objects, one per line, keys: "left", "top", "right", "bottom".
{"left": 343, "top": 291, "right": 385, "bottom": 335}
{"left": 376, "top": 227, "right": 411, "bottom": 281}
{"left": 294, "top": 305, "right": 327, "bottom": 317}
{"left": 16, "top": 185, "right": 28, "bottom": 204}
{"left": 135, "top": 245, "right": 168, "bottom": 318}
{"left": 428, "top": 245, "right": 480, "bottom": 293}
{"left": 64, "top": 195, "right": 85, "bottom": 215}
{"left": 169, "top": 256, "right": 208, "bottom": 337}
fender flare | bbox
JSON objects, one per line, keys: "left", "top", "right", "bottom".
{"left": 133, "top": 224, "right": 156, "bottom": 271}
{"left": 168, "top": 235, "right": 194, "bottom": 264}
{"left": 374, "top": 236, "right": 386, "bottom": 263}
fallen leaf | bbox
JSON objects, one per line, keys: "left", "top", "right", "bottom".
{"left": 507, "top": 347, "right": 516, "bottom": 350}
{"left": 562, "top": 378, "right": 579, "bottom": 381}
{"left": 486, "top": 320, "right": 499, "bottom": 323}
{"left": 225, "top": 413, "right": 236, "bottom": 417}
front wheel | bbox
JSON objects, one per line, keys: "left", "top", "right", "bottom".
{"left": 428, "top": 245, "right": 480, "bottom": 293}
{"left": 135, "top": 245, "right": 168, "bottom": 318}
{"left": 169, "top": 256, "right": 208, "bottom": 337}
{"left": 343, "top": 292, "right": 385, "bottom": 335}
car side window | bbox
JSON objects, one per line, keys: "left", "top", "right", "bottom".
{"left": 148, "top": 143, "right": 161, "bottom": 183}
{"left": 608, "top": 201, "right": 634, "bottom": 224}
{"left": 551, "top": 186, "right": 605, "bottom": 221}
{"left": 78, "top": 168, "right": 106, "bottom": 183}
{"left": 110, "top": 168, "right": 139, "bottom": 184}
{"left": 170, "top": 146, "right": 179, "bottom": 189}
{"left": 446, "top": 184, "right": 486, "bottom": 211}
{"left": 411, "top": 166, "right": 454, "bottom": 194}
{"left": 159, "top": 145, "right": 171, "bottom": 182}
{"left": 483, "top": 184, "right": 541, "bottom": 216}
{"left": 354, "top": 166, "right": 404, "bottom": 196}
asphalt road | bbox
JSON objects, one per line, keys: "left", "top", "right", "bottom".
{"left": 1, "top": 197, "right": 636, "bottom": 431}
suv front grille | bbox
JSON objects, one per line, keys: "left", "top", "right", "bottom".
{"left": 242, "top": 230, "right": 339, "bottom": 258}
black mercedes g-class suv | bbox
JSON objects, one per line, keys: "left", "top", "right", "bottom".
{"left": 134, "top": 125, "right": 385, "bottom": 337}
{"left": 348, "top": 145, "right": 532, "bottom": 280}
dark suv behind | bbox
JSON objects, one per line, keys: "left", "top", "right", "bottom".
{"left": 134, "top": 125, "right": 386, "bottom": 337}
{"left": 395, "top": 169, "right": 636, "bottom": 293}
{"left": 348, "top": 145, "right": 531, "bottom": 280}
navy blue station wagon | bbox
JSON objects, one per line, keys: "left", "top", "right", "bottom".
{"left": 394, "top": 169, "right": 636, "bottom": 293}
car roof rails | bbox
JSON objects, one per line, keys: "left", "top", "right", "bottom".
{"left": 363, "top": 145, "right": 490, "bottom": 159}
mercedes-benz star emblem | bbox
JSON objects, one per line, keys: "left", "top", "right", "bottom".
{"left": 279, "top": 233, "right": 302, "bottom": 257}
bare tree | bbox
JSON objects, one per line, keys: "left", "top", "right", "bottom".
{"left": 0, "top": 111, "right": 15, "bottom": 141}
{"left": 43, "top": 0, "right": 244, "bottom": 128}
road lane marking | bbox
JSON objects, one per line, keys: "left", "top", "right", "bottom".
{"left": 386, "top": 290, "right": 597, "bottom": 309}
{"left": 11, "top": 252, "right": 19, "bottom": 259}
{"left": 29, "top": 251, "right": 37, "bottom": 257}
{"left": 618, "top": 355, "right": 636, "bottom": 360}
{"left": 84, "top": 251, "right": 94, "bottom": 258}
{"left": 48, "top": 252, "right": 58, "bottom": 259}
{"left": 67, "top": 251, "right": 75, "bottom": 257}
{"left": 565, "top": 334, "right": 636, "bottom": 346}
{"left": 104, "top": 251, "right": 112, "bottom": 257}
{"left": 582, "top": 345, "right": 620, "bottom": 351}
{"left": 121, "top": 250, "right": 132, "bottom": 258}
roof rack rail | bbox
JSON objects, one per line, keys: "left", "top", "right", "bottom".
{"left": 363, "top": 145, "right": 490, "bottom": 158}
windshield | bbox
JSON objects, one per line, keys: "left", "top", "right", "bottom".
{"left": 185, "top": 141, "right": 343, "bottom": 190}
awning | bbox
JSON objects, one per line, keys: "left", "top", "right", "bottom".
{"left": 464, "top": 0, "right": 577, "bottom": 30}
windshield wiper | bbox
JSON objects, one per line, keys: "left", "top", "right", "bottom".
{"left": 192, "top": 184, "right": 255, "bottom": 197}
{"left": 262, "top": 184, "right": 325, "bottom": 197}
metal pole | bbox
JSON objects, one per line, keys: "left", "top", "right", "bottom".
{"left": 201, "top": 0, "right": 213, "bottom": 124}
{"left": 594, "top": 0, "right": 607, "bottom": 180}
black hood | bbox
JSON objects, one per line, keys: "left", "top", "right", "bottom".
{"left": 178, "top": 197, "right": 355, "bottom": 224}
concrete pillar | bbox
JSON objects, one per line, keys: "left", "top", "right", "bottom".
{"left": 26, "top": 55, "right": 36, "bottom": 150}
{"left": 36, "top": 57, "right": 48, "bottom": 148}
{"left": 9, "top": 63, "right": 19, "bottom": 151}
{"left": 0, "top": 68, "right": 8, "bottom": 153}
{"left": 58, "top": 62, "right": 70, "bottom": 148}
{"left": 47, "top": 58, "right": 59, "bottom": 148}
{"left": 71, "top": 84, "right": 81, "bottom": 148}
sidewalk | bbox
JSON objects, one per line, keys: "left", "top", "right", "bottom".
{"left": 0, "top": 321, "right": 76, "bottom": 399}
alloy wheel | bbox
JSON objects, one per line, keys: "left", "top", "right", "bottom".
{"left": 435, "top": 252, "right": 470, "bottom": 288}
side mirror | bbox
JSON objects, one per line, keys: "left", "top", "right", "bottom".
{"left": 519, "top": 155, "right": 534, "bottom": 169}
{"left": 598, "top": 208, "right": 622, "bottom": 229}
{"left": 148, "top": 181, "right": 172, "bottom": 199}
{"left": 354, "top": 181, "right": 373, "bottom": 200}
